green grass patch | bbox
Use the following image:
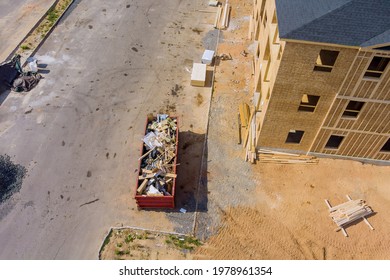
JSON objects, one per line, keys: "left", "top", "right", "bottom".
{"left": 20, "top": 45, "right": 31, "bottom": 50}
{"left": 165, "top": 235, "right": 202, "bottom": 251}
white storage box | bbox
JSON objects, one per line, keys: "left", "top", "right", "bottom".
{"left": 191, "top": 63, "right": 207, "bottom": 87}
{"left": 201, "top": 50, "right": 215, "bottom": 65}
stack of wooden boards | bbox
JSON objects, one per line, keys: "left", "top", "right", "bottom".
{"left": 239, "top": 102, "right": 257, "bottom": 163}
{"left": 137, "top": 115, "right": 178, "bottom": 196}
{"left": 325, "top": 195, "right": 374, "bottom": 237}
{"left": 213, "top": 1, "right": 231, "bottom": 29}
{"left": 258, "top": 149, "right": 319, "bottom": 164}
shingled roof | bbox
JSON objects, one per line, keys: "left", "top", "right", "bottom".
{"left": 276, "top": 0, "right": 390, "bottom": 47}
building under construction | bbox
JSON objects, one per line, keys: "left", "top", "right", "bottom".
{"left": 248, "top": 0, "right": 390, "bottom": 162}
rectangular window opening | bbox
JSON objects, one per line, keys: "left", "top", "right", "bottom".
{"left": 298, "top": 94, "right": 320, "bottom": 112}
{"left": 342, "top": 100, "right": 365, "bottom": 118}
{"left": 285, "top": 130, "right": 304, "bottom": 144}
{"left": 325, "top": 135, "right": 344, "bottom": 149}
{"left": 314, "top": 50, "right": 339, "bottom": 72}
{"left": 364, "top": 56, "right": 390, "bottom": 79}
{"left": 380, "top": 138, "right": 390, "bottom": 153}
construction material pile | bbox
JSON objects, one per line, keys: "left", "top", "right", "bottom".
{"left": 258, "top": 149, "right": 319, "bottom": 164}
{"left": 328, "top": 199, "right": 373, "bottom": 228}
{"left": 137, "top": 115, "right": 177, "bottom": 197}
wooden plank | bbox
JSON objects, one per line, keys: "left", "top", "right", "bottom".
{"left": 363, "top": 217, "right": 374, "bottom": 230}
{"left": 214, "top": 6, "right": 222, "bottom": 29}
{"left": 239, "top": 102, "right": 250, "bottom": 127}
{"left": 137, "top": 179, "right": 149, "bottom": 194}
{"left": 138, "top": 146, "right": 156, "bottom": 161}
{"left": 237, "top": 113, "right": 242, "bottom": 144}
{"left": 221, "top": 3, "right": 230, "bottom": 28}
{"left": 165, "top": 173, "right": 177, "bottom": 178}
{"left": 141, "top": 169, "right": 154, "bottom": 174}
{"left": 324, "top": 199, "right": 332, "bottom": 209}
{"left": 139, "top": 174, "right": 155, "bottom": 180}
{"left": 243, "top": 109, "right": 254, "bottom": 148}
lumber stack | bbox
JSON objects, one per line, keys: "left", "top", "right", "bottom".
{"left": 243, "top": 106, "right": 256, "bottom": 164}
{"left": 257, "top": 149, "right": 319, "bottom": 164}
{"left": 213, "top": 1, "right": 230, "bottom": 29}
{"left": 328, "top": 199, "right": 373, "bottom": 228}
{"left": 238, "top": 102, "right": 250, "bottom": 128}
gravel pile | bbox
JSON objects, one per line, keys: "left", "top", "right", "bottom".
{"left": 0, "top": 154, "right": 27, "bottom": 203}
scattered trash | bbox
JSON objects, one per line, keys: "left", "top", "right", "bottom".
{"left": 0, "top": 54, "right": 23, "bottom": 90}
{"left": 136, "top": 114, "right": 178, "bottom": 198}
{"left": 12, "top": 72, "right": 42, "bottom": 92}
{"left": 209, "top": 0, "right": 220, "bottom": 7}
{"left": 179, "top": 208, "right": 187, "bottom": 213}
{"left": 26, "top": 57, "right": 38, "bottom": 73}
{"left": 218, "top": 53, "right": 232, "bottom": 60}
{"left": 240, "top": 50, "right": 248, "bottom": 57}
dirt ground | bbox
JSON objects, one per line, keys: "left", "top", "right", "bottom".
{"left": 193, "top": 160, "right": 390, "bottom": 260}
{"left": 190, "top": 0, "right": 390, "bottom": 260}
{"left": 101, "top": 0, "right": 390, "bottom": 261}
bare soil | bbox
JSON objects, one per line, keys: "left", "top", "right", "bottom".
{"left": 100, "top": 0, "right": 390, "bottom": 260}
{"left": 192, "top": 0, "right": 390, "bottom": 260}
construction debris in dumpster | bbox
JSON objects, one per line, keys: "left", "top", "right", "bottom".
{"left": 137, "top": 114, "right": 177, "bottom": 197}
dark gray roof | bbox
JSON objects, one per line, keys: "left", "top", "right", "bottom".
{"left": 276, "top": 0, "right": 390, "bottom": 47}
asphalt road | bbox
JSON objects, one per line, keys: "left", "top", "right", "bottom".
{"left": 0, "top": 0, "right": 56, "bottom": 61}
{"left": 0, "top": 0, "right": 211, "bottom": 259}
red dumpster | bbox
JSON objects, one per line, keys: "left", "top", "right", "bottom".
{"left": 134, "top": 115, "right": 178, "bottom": 209}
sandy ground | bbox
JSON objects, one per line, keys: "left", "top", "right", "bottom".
{"left": 0, "top": 0, "right": 56, "bottom": 61}
{"left": 194, "top": 160, "right": 390, "bottom": 259}
{"left": 101, "top": 0, "right": 390, "bottom": 260}
{"left": 191, "top": 0, "right": 390, "bottom": 260}
{"left": 1, "top": 0, "right": 390, "bottom": 260}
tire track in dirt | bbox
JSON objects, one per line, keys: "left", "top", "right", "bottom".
{"left": 195, "top": 202, "right": 390, "bottom": 260}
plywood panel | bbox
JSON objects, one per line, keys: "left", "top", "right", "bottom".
{"left": 324, "top": 99, "right": 348, "bottom": 127}
{"left": 340, "top": 56, "right": 368, "bottom": 97}
{"left": 374, "top": 66, "right": 390, "bottom": 100}
{"left": 340, "top": 132, "right": 358, "bottom": 155}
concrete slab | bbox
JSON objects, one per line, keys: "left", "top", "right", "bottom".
{"left": 0, "top": 0, "right": 56, "bottom": 62}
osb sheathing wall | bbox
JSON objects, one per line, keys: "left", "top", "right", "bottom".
{"left": 311, "top": 50, "right": 390, "bottom": 161}
{"left": 251, "top": 0, "right": 390, "bottom": 161}
{"left": 257, "top": 41, "right": 358, "bottom": 152}
{"left": 250, "top": 0, "right": 284, "bottom": 126}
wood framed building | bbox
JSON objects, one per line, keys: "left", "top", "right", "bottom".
{"left": 249, "top": 0, "right": 390, "bottom": 162}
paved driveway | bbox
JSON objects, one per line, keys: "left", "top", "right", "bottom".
{"left": 0, "top": 0, "right": 212, "bottom": 259}
{"left": 0, "top": 0, "right": 56, "bottom": 61}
